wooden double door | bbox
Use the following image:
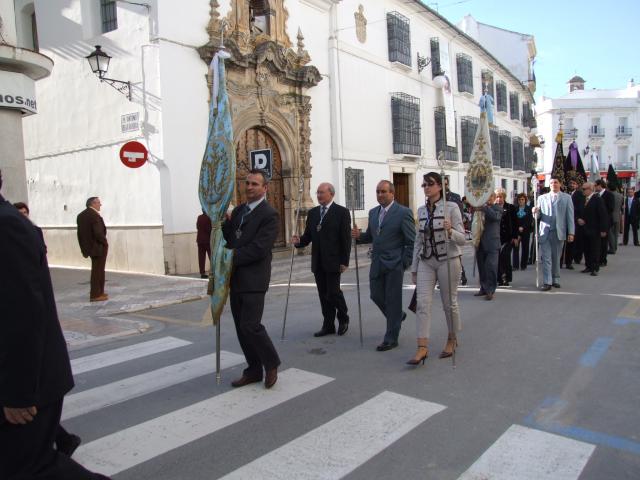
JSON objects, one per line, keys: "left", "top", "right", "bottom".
{"left": 235, "top": 127, "right": 286, "bottom": 247}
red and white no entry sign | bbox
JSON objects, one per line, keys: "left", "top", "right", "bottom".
{"left": 119, "top": 141, "right": 148, "bottom": 168}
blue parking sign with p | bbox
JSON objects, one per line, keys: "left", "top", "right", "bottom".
{"left": 250, "top": 149, "right": 272, "bottom": 179}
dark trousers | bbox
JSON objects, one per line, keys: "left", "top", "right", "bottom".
{"left": 230, "top": 291, "right": 280, "bottom": 378}
{"left": 608, "top": 222, "right": 620, "bottom": 252}
{"left": 313, "top": 266, "right": 349, "bottom": 331}
{"left": 0, "top": 399, "right": 104, "bottom": 479}
{"left": 584, "top": 234, "right": 601, "bottom": 272}
{"left": 89, "top": 247, "right": 108, "bottom": 299}
{"left": 370, "top": 266, "right": 404, "bottom": 344}
{"left": 623, "top": 216, "right": 639, "bottom": 245}
{"left": 567, "top": 225, "right": 584, "bottom": 265}
{"left": 477, "top": 246, "right": 499, "bottom": 295}
{"left": 498, "top": 242, "right": 512, "bottom": 283}
{"left": 599, "top": 231, "right": 609, "bottom": 265}
{"left": 513, "top": 234, "right": 530, "bottom": 269}
{"left": 197, "top": 243, "right": 211, "bottom": 275}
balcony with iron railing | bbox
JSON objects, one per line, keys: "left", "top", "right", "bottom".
{"left": 588, "top": 126, "right": 604, "bottom": 138}
{"left": 616, "top": 126, "right": 632, "bottom": 137}
{"left": 564, "top": 128, "right": 578, "bottom": 139}
{"left": 599, "top": 161, "right": 636, "bottom": 171}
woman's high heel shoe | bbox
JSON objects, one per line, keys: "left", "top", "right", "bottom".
{"left": 406, "top": 344, "right": 428, "bottom": 366}
{"left": 439, "top": 335, "right": 458, "bottom": 359}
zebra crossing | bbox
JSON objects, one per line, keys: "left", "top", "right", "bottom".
{"left": 68, "top": 336, "right": 597, "bottom": 479}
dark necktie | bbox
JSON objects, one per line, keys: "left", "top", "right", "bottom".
{"left": 320, "top": 206, "right": 327, "bottom": 221}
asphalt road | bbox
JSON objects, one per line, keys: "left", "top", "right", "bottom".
{"left": 64, "top": 244, "right": 640, "bottom": 479}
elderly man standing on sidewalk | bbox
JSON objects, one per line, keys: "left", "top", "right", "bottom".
{"left": 77, "top": 197, "right": 109, "bottom": 302}
{"left": 533, "top": 177, "right": 575, "bottom": 291}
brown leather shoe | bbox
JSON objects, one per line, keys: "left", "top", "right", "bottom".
{"left": 264, "top": 368, "right": 278, "bottom": 389}
{"left": 90, "top": 294, "right": 109, "bottom": 302}
{"left": 231, "top": 375, "right": 262, "bottom": 388}
{"left": 485, "top": 293, "right": 494, "bottom": 301}
{"left": 474, "top": 291, "right": 486, "bottom": 297}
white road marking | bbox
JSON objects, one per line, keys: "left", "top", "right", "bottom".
{"left": 220, "top": 391, "right": 446, "bottom": 480}
{"left": 457, "top": 424, "right": 595, "bottom": 480}
{"left": 74, "top": 368, "right": 333, "bottom": 476}
{"left": 63, "top": 351, "right": 245, "bottom": 420}
{"left": 71, "top": 337, "right": 192, "bottom": 375}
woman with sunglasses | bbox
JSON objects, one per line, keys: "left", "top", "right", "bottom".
{"left": 408, "top": 172, "right": 467, "bottom": 365}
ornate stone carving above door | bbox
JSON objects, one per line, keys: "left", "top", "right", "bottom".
{"left": 198, "top": 0, "right": 322, "bottom": 243}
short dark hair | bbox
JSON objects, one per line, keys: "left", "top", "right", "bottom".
{"left": 248, "top": 169, "right": 269, "bottom": 185}
{"left": 86, "top": 196, "right": 99, "bottom": 207}
{"left": 516, "top": 193, "right": 527, "bottom": 202}
{"left": 13, "top": 202, "right": 29, "bottom": 213}
{"left": 595, "top": 179, "right": 606, "bottom": 188}
{"left": 424, "top": 172, "right": 443, "bottom": 186}
{"left": 550, "top": 176, "right": 561, "bottom": 182}
{"left": 378, "top": 180, "right": 395, "bottom": 193}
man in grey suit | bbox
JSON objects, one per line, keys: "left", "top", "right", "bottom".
{"left": 607, "top": 183, "right": 623, "bottom": 254}
{"left": 533, "top": 177, "right": 575, "bottom": 291}
{"left": 352, "top": 180, "right": 415, "bottom": 351}
{"left": 474, "top": 192, "right": 502, "bottom": 301}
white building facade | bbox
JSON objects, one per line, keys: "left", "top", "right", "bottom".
{"left": 536, "top": 77, "right": 640, "bottom": 186}
{"left": 17, "top": 0, "right": 536, "bottom": 274}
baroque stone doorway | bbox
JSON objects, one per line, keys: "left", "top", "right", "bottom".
{"left": 235, "top": 127, "right": 286, "bottom": 247}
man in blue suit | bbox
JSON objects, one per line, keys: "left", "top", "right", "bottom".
{"left": 353, "top": 180, "right": 415, "bottom": 351}
{"left": 533, "top": 177, "right": 575, "bottom": 291}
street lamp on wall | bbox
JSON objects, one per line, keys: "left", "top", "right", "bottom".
{"left": 85, "top": 45, "right": 132, "bottom": 101}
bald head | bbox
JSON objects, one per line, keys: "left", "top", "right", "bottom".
{"left": 582, "top": 182, "right": 594, "bottom": 197}
{"left": 316, "top": 182, "right": 335, "bottom": 206}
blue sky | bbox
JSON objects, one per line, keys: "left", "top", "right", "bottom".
{"left": 428, "top": 0, "right": 640, "bottom": 101}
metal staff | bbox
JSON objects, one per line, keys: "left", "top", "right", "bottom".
{"left": 346, "top": 168, "right": 364, "bottom": 347}
{"left": 281, "top": 172, "right": 305, "bottom": 340}
{"left": 531, "top": 173, "right": 540, "bottom": 288}
{"left": 437, "top": 152, "right": 456, "bottom": 368}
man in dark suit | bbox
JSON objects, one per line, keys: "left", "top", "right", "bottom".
{"left": 578, "top": 182, "right": 608, "bottom": 276}
{"left": 76, "top": 197, "right": 108, "bottom": 301}
{"left": 594, "top": 179, "right": 613, "bottom": 266}
{"left": 222, "top": 169, "right": 280, "bottom": 389}
{"left": 623, "top": 187, "right": 640, "bottom": 246}
{"left": 0, "top": 171, "right": 110, "bottom": 480}
{"left": 565, "top": 179, "right": 585, "bottom": 269}
{"left": 475, "top": 192, "right": 502, "bottom": 300}
{"left": 196, "top": 210, "right": 212, "bottom": 278}
{"left": 293, "top": 182, "right": 352, "bottom": 337}
{"left": 352, "top": 180, "right": 415, "bottom": 351}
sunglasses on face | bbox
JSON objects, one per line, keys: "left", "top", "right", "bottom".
{"left": 421, "top": 181, "right": 437, "bottom": 188}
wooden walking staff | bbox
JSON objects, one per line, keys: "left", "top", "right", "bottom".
{"left": 437, "top": 152, "right": 456, "bottom": 368}
{"left": 346, "top": 168, "right": 364, "bottom": 347}
{"left": 281, "top": 171, "right": 305, "bottom": 340}
{"left": 531, "top": 173, "right": 540, "bottom": 288}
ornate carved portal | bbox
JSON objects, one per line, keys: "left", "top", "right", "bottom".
{"left": 199, "top": 0, "right": 321, "bottom": 247}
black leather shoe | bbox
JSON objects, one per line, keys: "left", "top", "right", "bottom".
{"left": 337, "top": 323, "right": 349, "bottom": 335}
{"left": 265, "top": 368, "right": 278, "bottom": 389}
{"left": 401, "top": 312, "right": 407, "bottom": 322}
{"left": 313, "top": 328, "right": 336, "bottom": 337}
{"left": 231, "top": 375, "right": 262, "bottom": 388}
{"left": 474, "top": 291, "right": 486, "bottom": 297}
{"left": 540, "top": 284, "right": 552, "bottom": 291}
{"left": 552, "top": 283, "right": 561, "bottom": 288}
{"left": 566, "top": 265, "right": 574, "bottom": 270}
{"left": 376, "top": 342, "right": 398, "bottom": 351}
{"left": 590, "top": 271, "right": 598, "bottom": 276}
{"left": 581, "top": 268, "right": 591, "bottom": 273}
{"left": 57, "top": 433, "right": 82, "bottom": 457}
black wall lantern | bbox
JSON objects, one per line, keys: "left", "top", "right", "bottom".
{"left": 86, "top": 45, "right": 132, "bottom": 101}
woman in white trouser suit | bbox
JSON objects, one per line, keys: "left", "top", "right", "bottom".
{"left": 408, "top": 172, "right": 467, "bottom": 365}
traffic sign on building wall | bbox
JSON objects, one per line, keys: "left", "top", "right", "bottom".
{"left": 119, "top": 141, "right": 148, "bottom": 168}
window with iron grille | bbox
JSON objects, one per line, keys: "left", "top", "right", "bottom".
{"left": 100, "top": 0, "right": 118, "bottom": 33}
{"left": 456, "top": 53, "right": 473, "bottom": 94}
{"left": 387, "top": 12, "right": 411, "bottom": 66}
{"left": 522, "top": 102, "right": 536, "bottom": 129}
{"left": 460, "top": 116, "right": 478, "bottom": 163}
{"left": 434, "top": 107, "right": 459, "bottom": 161}
{"left": 490, "top": 126, "right": 500, "bottom": 166}
{"left": 525, "top": 145, "right": 537, "bottom": 172}
{"left": 481, "top": 70, "right": 494, "bottom": 98}
{"left": 430, "top": 38, "right": 441, "bottom": 78}
{"left": 509, "top": 92, "right": 520, "bottom": 121}
{"left": 344, "top": 168, "right": 365, "bottom": 211}
{"left": 391, "top": 93, "right": 421, "bottom": 155}
{"left": 499, "top": 130, "right": 512, "bottom": 169}
{"left": 496, "top": 81, "right": 507, "bottom": 112}
{"left": 512, "top": 137, "right": 524, "bottom": 171}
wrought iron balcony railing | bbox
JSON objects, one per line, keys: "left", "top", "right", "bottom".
{"left": 616, "top": 126, "right": 632, "bottom": 137}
